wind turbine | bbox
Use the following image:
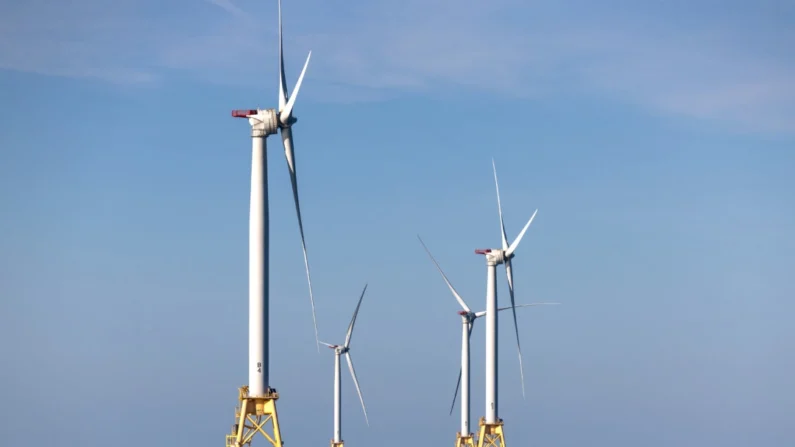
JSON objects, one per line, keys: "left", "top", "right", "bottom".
{"left": 473, "top": 159, "right": 540, "bottom": 447}
{"left": 226, "top": 1, "right": 316, "bottom": 446}
{"left": 417, "top": 236, "right": 558, "bottom": 447}
{"left": 319, "top": 285, "right": 370, "bottom": 447}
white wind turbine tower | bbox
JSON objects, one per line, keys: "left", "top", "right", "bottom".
{"left": 319, "top": 285, "right": 370, "bottom": 447}
{"left": 473, "top": 159, "right": 542, "bottom": 447}
{"left": 226, "top": 1, "right": 318, "bottom": 446}
{"left": 417, "top": 236, "right": 558, "bottom": 447}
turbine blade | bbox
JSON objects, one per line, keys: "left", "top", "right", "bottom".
{"left": 505, "top": 259, "right": 526, "bottom": 398}
{"left": 496, "top": 302, "right": 561, "bottom": 312}
{"left": 346, "top": 352, "right": 369, "bottom": 426}
{"left": 506, "top": 209, "right": 538, "bottom": 257}
{"left": 344, "top": 284, "right": 368, "bottom": 348}
{"left": 449, "top": 367, "right": 462, "bottom": 416}
{"left": 280, "top": 126, "right": 319, "bottom": 351}
{"left": 492, "top": 158, "right": 509, "bottom": 251}
{"left": 318, "top": 341, "right": 335, "bottom": 348}
{"left": 417, "top": 235, "right": 471, "bottom": 312}
{"left": 280, "top": 51, "right": 311, "bottom": 124}
{"left": 277, "top": 0, "right": 288, "bottom": 111}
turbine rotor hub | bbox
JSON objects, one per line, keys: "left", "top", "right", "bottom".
{"left": 279, "top": 112, "right": 298, "bottom": 127}
{"left": 458, "top": 310, "right": 476, "bottom": 322}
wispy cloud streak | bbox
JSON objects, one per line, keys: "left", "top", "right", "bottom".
{"left": 1, "top": 0, "right": 793, "bottom": 133}
{"left": 207, "top": 0, "right": 248, "bottom": 18}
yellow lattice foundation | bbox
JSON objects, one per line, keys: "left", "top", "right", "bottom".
{"left": 330, "top": 441, "right": 344, "bottom": 447}
{"left": 475, "top": 417, "right": 506, "bottom": 447}
{"left": 455, "top": 432, "right": 476, "bottom": 447}
{"left": 225, "top": 386, "right": 283, "bottom": 447}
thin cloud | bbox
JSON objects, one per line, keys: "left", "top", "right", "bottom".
{"left": 206, "top": 0, "right": 247, "bottom": 18}
{"left": 559, "top": 26, "right": 795, "bottom": 133}
{"left": 1, "top": 0, "right": 793, "bottom": 133}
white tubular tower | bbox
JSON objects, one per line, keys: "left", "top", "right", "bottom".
{"left": 243, "top": 110, "right": 279, "bottom": 397}
{"left": 459, "top": 314, "right": 471, "bottom": 435}
{"left": 483, "top": 255, "right": 499, "bottom": 423}
{"left": 249, "top": 131, "right": 267, "bottom": 396}
{"left": 334, "top": 350, "right": 342, "bottom": 443}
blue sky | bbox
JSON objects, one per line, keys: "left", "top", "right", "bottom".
{"left": 1, "top": 0, "right": 794, "bottom": 446}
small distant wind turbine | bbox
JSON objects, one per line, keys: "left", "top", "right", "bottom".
{"left": 473, "top": 159, "right": 541, "bottom": 447}
{"left": 319, "top": 285, "right": 370, "bottom": 447}
{"left": 417, "top": 236, "right": 558, "bottom": 447}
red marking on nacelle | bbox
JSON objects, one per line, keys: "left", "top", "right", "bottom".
{"left": 475, "top": 249, "right": 492, "bottom": 255}
{"left": 458, "top": 310, "right": 468, "bottom": 316}
{"left": 232, "top": 109, "right": 257, "bottom": 118}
